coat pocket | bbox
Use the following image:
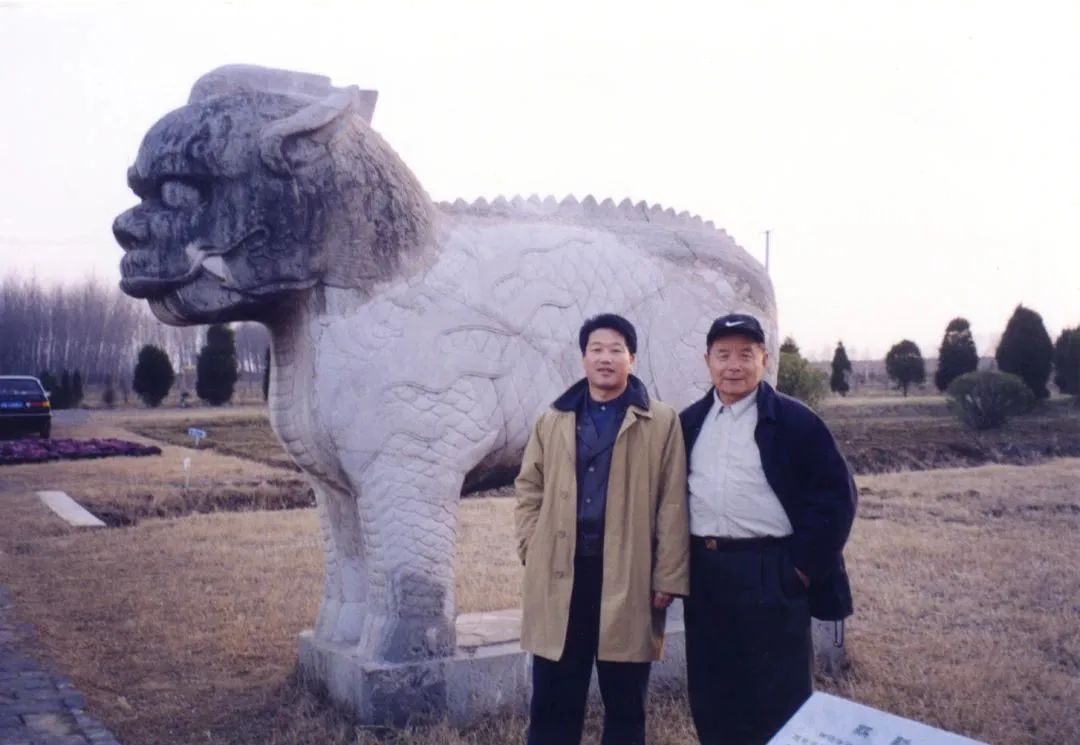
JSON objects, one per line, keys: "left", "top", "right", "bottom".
{"left": 553, "top": 528, "right": 570, "bottom": 576}
{"left": 778, "top": 550, "right": 807, "bottom": 600}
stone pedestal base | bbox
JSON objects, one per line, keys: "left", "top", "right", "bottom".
{"left": 298, "top": 629, "right": 530, "bottom": 727}
{"left": 811, "top": 618, "right": 849, "bottom": 676}
{"left": 299, "top": 602, "right": 845, "bottom": 726}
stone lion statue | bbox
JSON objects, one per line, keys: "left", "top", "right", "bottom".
{"left": 114, "top": 65, "right": 776, "bottom": 672}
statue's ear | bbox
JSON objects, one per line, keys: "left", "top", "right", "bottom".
{"left": 259, "top": 86, "right": 379, "bottom": 175}
{"left": 351, "top": 89, "right": 378, "bottom": 123}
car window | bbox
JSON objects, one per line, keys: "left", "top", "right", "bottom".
{"left": 0, "top": 380, "right": 45, "bottom": 396}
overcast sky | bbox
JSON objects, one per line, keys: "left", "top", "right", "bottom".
{"left": 1, "top": 0, "right": 1077, "bottom": 360}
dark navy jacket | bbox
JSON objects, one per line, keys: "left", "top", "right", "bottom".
{"left": 680, "top": 381, "right": 856, "bottom": 620}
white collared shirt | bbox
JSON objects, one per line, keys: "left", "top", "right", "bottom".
{"left": 688, "top": 388, "right": 793, "bottom": 538}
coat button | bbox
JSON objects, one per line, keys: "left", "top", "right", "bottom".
{"left": 560, "top": 491, "right": 569, "bottom": 500}
{"left": 557, "top": 530, "right": 566, "bottom": 538}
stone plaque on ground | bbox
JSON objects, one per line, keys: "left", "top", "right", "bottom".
{"left": 769, "top": 692, "right": 988, "bottom": 745}
{"left": 36, "top": 491, "right": 105, "bottom": 528}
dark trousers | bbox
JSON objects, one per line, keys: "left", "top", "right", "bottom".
{"left": 684, "top": 537, "right": 812, "bottom": 745}
{"left": 527, "top": 556, "right": 651, "bottom": 745}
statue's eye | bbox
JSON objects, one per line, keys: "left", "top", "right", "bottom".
{"left": 160, "top": 180, "right": 202, "bottom": 210}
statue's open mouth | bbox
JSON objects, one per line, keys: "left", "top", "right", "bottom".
{"left": 120, "top": 235, "right": 256, "bottom": 298}
{"left": 120, "top": 249, "right": 206, "bottom": 297}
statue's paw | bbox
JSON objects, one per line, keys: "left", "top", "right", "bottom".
{"left": 349, "top": 612, "right": 455, "bottom": 662}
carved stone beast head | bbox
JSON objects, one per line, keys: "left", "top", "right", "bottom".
{"left": 114, "top": 65, "right": 434, "bottom": 325}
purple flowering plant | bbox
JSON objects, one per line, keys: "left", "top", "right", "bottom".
{"left": 0, "top": 438, "right": 162, "bottom": 466}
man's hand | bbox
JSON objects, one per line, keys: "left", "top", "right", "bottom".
{"left": 652, "top": 591, "right": 674, "bottom": 610}
{"left": 795, "top": 567, "right": 810, "bottom": 588}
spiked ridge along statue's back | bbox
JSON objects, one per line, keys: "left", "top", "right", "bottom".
{"left": 113, "top": 64, "right": 778, "bottom": 720}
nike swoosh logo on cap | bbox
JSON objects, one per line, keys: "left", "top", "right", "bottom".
{"left": 724, "top": 320, "right": 744, "bottom": 326}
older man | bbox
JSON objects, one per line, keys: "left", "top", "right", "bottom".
{"left": 680, "top": 314, "right": 856, "bottom": 745}
{"left": 515, "top": 313, "right": 689, "bottom": 745}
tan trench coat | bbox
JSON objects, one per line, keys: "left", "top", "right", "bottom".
{"left": 514, "top": 391, "right": 690, "bottom": 662}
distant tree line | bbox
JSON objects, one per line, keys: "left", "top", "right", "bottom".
{"left": 781, "top": 303, "right": 1077, "bottom": 423}
{"left": 0, "top": 273, "right": 268, "bottom": 391}
{"left": 130, "top": 326, "right": 254, "bottom": 407}
{"left": 850, "top": 304, "right": 1075, "bottom": 402}
{"left": 5, "top": 274, "right": 1076, "bottom": 413}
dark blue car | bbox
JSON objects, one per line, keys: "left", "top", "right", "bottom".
{"left": 0, "top": 376, "right": 52, "bottom": 439}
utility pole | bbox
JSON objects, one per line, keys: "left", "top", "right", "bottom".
{"left": 764, "top": 230, "right": 771, "bottom": 274}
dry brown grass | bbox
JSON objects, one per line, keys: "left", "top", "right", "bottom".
{"left": 821, "top": 394, "right": 952, "bottom": 418}
{"left": 835, "top": 461, "right": 1080, "bottom": 744}
{"left": 822, "top": 397, "right": 1080, "bottom": 473}
{"left": 93, "top": 404, "right": 297, "bottom": 472}
{"left": 0, "top": 411, "right": 1076, "bottom": 744}
{"left": 0, "top": 501, "right": 322, "bottom": 742}
{"left": 0, "top": 479, "right": 525, "bottom": 744}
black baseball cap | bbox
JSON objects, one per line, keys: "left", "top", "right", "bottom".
{"left": 706, "top": 313, "right": 766, "bottom": 347}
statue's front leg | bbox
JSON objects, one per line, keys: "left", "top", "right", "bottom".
{"left": 323, "top": 372, "right": 504, "bottom": 663}
{"left": 340, "top": 453, "right": 464, "bottom": 662}
{"left": 309, "top": 479, "right": 371, "bottom": 645}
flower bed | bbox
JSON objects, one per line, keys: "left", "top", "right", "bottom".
{"left": 0, "top": 438, "right": 162, "bottom": 465}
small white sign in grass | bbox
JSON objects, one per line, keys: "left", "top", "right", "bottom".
{"left": 770, "top": 692, "right": 987, "bottom": 745}
{"left": 187, "top": 427, "right": 207, "bottom": 447}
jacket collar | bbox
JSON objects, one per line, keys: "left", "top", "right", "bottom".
{"left": 755, "top": 380, "right": 779, "bottom": 422}
{"left": 552, "top": 374, "right": 651, "bottom": 415}
{"left": 692, "top": 380, "right": 779, "bottom": 423}
{"left": 711, "top": 386, "right": 757, "bottom": 420}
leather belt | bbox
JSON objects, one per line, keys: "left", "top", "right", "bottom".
{"left": 691, "top": 534, "right": 788, "bottom": 551}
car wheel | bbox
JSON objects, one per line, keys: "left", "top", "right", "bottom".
{"left": 40, "top": 424, "right": 51, "bottom": 439}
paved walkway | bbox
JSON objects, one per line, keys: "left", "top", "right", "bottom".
{"left": 0, "top": 588, "right": 120, "bottom": 745}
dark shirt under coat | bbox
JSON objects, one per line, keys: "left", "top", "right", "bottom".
{"left": 550, "top": 380, "right": 644, "bottom": 558}
{"left": 680, "top": 380, "right": 857, "bottom": 620}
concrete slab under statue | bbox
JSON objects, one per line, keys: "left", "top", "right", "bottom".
{"left": 114, "top": 63, "right": 845, "bottom": 725}
{"left": 299, "top": 603, "right": 690, "bottom": 725}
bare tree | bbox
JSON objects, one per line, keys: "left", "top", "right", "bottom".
{"left": 234, "top": 322, "right": 270, "bottom": 373}
{"left": 0, "top": 272, "right": 205, "bottom": 386}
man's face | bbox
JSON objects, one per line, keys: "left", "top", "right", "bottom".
{"left": 705, "top": 334, "right": 768, "bottom": 404}
{"left": 583, "top": 328, "right": 635, "bottom": 396}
